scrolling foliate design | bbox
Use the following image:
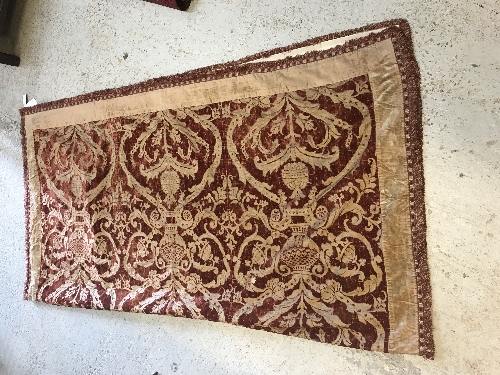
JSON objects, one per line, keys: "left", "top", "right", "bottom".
{"left": 33, "top": 75, "right": 389, "bottom": 352}
{"left": 226, "top": 77, "right": 387, "bottom": 350}
{"left": 115, "top": 108, "right": 229, "bottom": 318}
{"left": 35, "top": 122, "right": 117, "bottom": 305}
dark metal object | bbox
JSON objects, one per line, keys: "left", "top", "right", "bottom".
{"left": 0, "top": 0, "right": 26, "bottom": 67}
{"left": 0, "top": 0, "right": 16, "bottom": 36}
{"left": 0, "top": 51, "right": 20, "bottom": 66}
{"left": 143, "top": 0, "right": 191, "bottom": 11}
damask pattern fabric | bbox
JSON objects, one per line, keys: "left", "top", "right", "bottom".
{"left": 21, "top": 19, "right": 434, "bottom": 358}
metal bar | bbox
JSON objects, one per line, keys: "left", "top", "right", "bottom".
{"left": 0, "top": 51, "right": 19, "bottom": 66}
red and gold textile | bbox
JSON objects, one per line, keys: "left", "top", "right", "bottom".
{"left": 21, "top": 19, "right": 433, "bottom": 358}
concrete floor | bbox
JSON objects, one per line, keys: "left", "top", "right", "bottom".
{"left": 0, "top": 0, "right": 499, "bottom": 374}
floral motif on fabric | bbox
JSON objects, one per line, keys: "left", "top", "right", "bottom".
{"left": 34, "top": 75, "right": 389, "bottom": 351}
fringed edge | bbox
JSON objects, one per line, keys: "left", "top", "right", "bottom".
{"left": 20, "top": 19, "right": 410, "bottom": 117}
{"left": 390, "top": 20, "right": 435, "bottom": 360}
{"left": 20, "top": 115, "right": 32, "bottom": 301}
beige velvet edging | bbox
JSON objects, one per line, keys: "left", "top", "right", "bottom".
{"left": 23, "top": 38, "right": 418, "bottom": 354}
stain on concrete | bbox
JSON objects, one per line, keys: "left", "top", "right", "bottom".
{"left": 486, "top": 213, "right": 496, "bottom": 224}
{"left": 486, "top": 140, "right": 498, "bottom": 147}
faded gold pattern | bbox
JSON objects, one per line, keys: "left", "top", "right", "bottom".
{"left": 32, "top": 76, "right": 389, "bottom": 352}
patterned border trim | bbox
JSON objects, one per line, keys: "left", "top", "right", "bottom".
{"left": 19, "top": 19, "right": 434, "bottom": 359}
{"left": 19, "top": 20, "right": 400, "bottom": 117}
{"left": 21, "top": 116, "right": 30, "bottom": 300}
{"left": 390, "top": 22, "right": 435, "bottom": 360}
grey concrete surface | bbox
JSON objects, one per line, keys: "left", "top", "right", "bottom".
{"left": 0, "top": 0, "right": 499, "bottom": 374}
